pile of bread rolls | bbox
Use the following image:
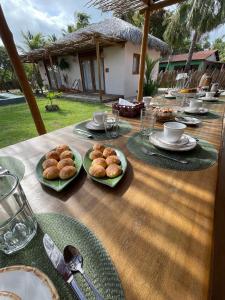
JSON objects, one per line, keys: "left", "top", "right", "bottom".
{"left": 42, "top": 144, "right": 76, "bottom": 180}
{"left": 89, "top": 144, "right": 122, "bottom": 178}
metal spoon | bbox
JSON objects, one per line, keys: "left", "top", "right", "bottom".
{"left": 64, "top": 245, "right": 104, "bottom": 300}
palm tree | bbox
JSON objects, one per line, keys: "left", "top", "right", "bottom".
{"left": 47, "top": 34, "right": 57, "bottom": 43}
{"left": 164, "top": 0, "right": 225, "bottom": 71}
{"left": 62, "top": 24, "right": 76, "bottom": 36}
{"left": 21, "top": 31, "right": 45, "bottom": 51}
{"left": 62, "top": 12, "right": 90, "bottom": 36}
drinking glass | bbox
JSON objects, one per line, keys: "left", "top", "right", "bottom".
{"left": 0, "top": 174, "right": 37, "bottom": 254}
{"left": 104, "top": 109, "right": 119, "bottom": 139}
{"left": 140, "top": 108, "right": 156, "bottom": 138}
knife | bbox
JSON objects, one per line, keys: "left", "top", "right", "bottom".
{"left": 43, "top": 234, "right": 87, "bottom": 300}
{"left": 75, "top": 129, "right": 93, "bottom": 139}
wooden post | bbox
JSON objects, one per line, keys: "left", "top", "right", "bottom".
{"left": 137, "top": 8, "right": 151, "bottom": 102}
{"left": 0, "top": 5, "right": 46, "bottom": 135}
{"left": 49, "top": 54, "right": 59, "bottom": 90}
{"left": 96, "top": 39, "right": 103, "bottom": 102}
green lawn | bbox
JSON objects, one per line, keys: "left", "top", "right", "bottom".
{"left": 0, "top": 98, "right": 109, "bottom": 148}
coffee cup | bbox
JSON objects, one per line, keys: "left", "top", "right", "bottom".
{"left": 206, "top": 91, "right": 215, "bottom": 98}
{"left": 189, "top": 99, "right": 202, "bottom": 110}
{"left": 163, "top": 122, "right": 186, "bottom": 143}
{"left": 143, "top": 97, "right": 152, "bottom": 107}
{"left": 93, "top": 111, "right": 107, "bottom": 125}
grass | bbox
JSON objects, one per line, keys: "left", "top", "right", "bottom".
{"left": 0, "top": 98, "right": 109, "bottom": 148}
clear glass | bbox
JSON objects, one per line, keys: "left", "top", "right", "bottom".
{"left": 0, "top": 174, "right": 37, "bottom": 254}
{"left": 140, "top": 108, "right": 156, "bottom": 137}
{"left": 104, "top": 109, "right": 119, "bottom": 139}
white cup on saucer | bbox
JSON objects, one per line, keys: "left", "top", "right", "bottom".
{"left": 189, "top": 99, "right": 202, "bottom": 111}
{"left": 163, "top": 122, "right": 186, "bottom": 143}
{"left": 93, "top": 111, "right": 107, "bottom": 126}
{"left": 143, "top": 97, "right": 152, "bottom": 107}
{"left": 206, "top": 91, "right": 215, "bottom": 98}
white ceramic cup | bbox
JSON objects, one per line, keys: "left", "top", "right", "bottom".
{"left": 93, "top": 112, "right": 107, "bottom": 125}
{"left": 143, "top": 97, "right": 152, "bottom": 107}
{"left": 206, "top": 91, "right": 215, "bottom": 98}
{"left": 163, "top": 122, "right": 186, "bottom": 143}
{"left": 189, "top": 99, "right": 203, "bottom": 110}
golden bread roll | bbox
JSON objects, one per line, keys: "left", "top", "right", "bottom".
{"left": 56, "top": 144, "right": 70, "bottom": 155}
{"left": 89, "top": 150, "right": 103, "bottom": 160}
{"left": 45, "top": 151, "right": 60, "bottom": 161}
{"left": 93, "top": 143, "right": 105, "bottom": 152}
{"left": 60, "top": 150, "right": 73, "bottom": 160}
{"left": 103, "top": 147, "right": 116, "bottom": 158}
{"left": 106, "top": 164, "right": 122, "bottom": 178}
{"left": 42, "top": 158, "right": 58, "bottom": 170}
{"left": 57, "top": 158, "right": 74, "bottom": 170}
{"left": 59, "top": 165, "right": 76, "bottom": 180}
{"left": 89, "top": 164, "right": 106, "bottom": 178}
{"left": 43, "top": 166, "right": 59, "bottom": 180}
{"left": 106, "top": 155, "right": 121, "bottom": 166}
{"left": 91, "top": 157, "right": 107, "bottom": 168}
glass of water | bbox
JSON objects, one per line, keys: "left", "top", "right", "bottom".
{"left": 104, "top": 109, "right": 119, "bottom": 139}
{"left": 140, "top": 107, "right": 156, "bottom": 138}
{"left": 0, "top": 174, "right": 37, "bottom": 254}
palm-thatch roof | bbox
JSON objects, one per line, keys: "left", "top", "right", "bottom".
{"left": 21, "top": 17, "right": 169, "bottom": 63}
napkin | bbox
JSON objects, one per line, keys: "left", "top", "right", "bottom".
{"left": 118, "top": 98, "right": 135, "bottom": 106}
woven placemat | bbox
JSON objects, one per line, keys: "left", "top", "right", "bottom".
{"left": 126, "top": 132, "right": 218, "bottom": 171}
{"left": 184, "top": 111, "right": 221, "bottom": 119}
{"left": 0, "top": 156, "right": 25, "bottom": 180}
{"left": 0, "top": 213, "right": 124, "bottom": 300}
{"left": 73, "top": 120, "right": 132, "bottom": 140}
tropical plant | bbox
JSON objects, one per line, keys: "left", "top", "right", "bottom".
{"left": 213, "top": 36, "right": 225, "bottom": 61}
{"left": 45, "top": 91, "right": 62, "bottom": 112}
{"left": 59, "top": 58, "right": 70, "bottom": 70}
{"left": 143, "top": 57, "right": 159, "bottom": 96}
{"left": 21, "top": 31, "right": 45, "bottom": 52}
{"left": 62, "top": 12, "right": 91, "bottom": 36}
{"left": 47, "top": 34, "right": 57, "bottom": 43}
{"left": 164, "top": 0, "right": 225, "bottom": 71}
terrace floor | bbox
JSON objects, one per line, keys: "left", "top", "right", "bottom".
{"left": 61, "top": 92, "right": 122, "bottom": 103}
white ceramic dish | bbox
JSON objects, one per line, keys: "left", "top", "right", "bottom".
{"left": 149, "top": 132, "right": 197, "bottom": 152}
{"left": 199, "top": 97, "right": 218, "bottom": 102}
{"left": 158, "top": 133, "right": 189, "bottom": 146}
{"left": 175, "top": 116, "right": 201, "bottom": 125}
{"left": 184, "top": 107, "right": 208, "bottom": 115}
{"left": 0, "top": 265, "right": 59, "bottom": 300}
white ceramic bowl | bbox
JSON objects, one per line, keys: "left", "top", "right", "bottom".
{"left": 163, "top": 122, "right": 186, "bottom": 143}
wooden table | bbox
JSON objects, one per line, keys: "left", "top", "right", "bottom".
{"left": 1, "top": 98, "right": 225, "bottom": 300}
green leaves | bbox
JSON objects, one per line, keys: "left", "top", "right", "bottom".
{"left": 143, "top": 57, "right": 159, "bottom": 96}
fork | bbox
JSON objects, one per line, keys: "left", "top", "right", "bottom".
{"left": 141, "top": 147, "right": 188, "bottom": 164}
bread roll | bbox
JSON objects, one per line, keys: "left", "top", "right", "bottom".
{"left": 106, "top": 164, "right": 122, "bottom": 178}
{"left": 42, "top": 158, "right": 58, "bottom": 170}
{"left": 45, "top": 151, "right": 60, "bottom": 161}
{"left": 91, "top": 157, "right": 107, "bottom": 168}
{"left": 93, "top": 143, "right": 105, "bottom": 152}
{"left": 106, "top": 155, "right": 121, "bottom": 166}
{"left": 103, "top": 147, "right": 116, "bottom": 158}
{"left": 57, "top": 158, "right": 74, "bottom": 170}
{"left": 43, "top": 166, "right": 59, "bottom": 180}
{"left": 60, "top": 150, "right": 73, "bottom": 160}
{"left": 89, "top": 150, "right": 103, "bottom": 160}
{"left": 56, "top": 144, "right": 70, "bottom": 155}
{"left": 89, "top": 165, "right": 106, "bottom": 178}
{"left": 59, "top": 165, "right": 76, "bottom": 180}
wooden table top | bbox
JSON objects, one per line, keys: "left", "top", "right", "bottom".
{"left": 1, "top": 97, "right": 225, "bottom": 300}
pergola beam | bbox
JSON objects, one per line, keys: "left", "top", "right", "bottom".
{"left": 0, "top": 5, "right": 46, "bottom": 135}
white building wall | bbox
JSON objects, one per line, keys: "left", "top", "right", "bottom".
{"left": 206, "top": 53, "right": 217, "bottom": 62}
{"left": 37, "top": 61, "right": 49, "bottom": 86}
{"left": 57, "top": 55, "right": 83, "bottom": 91}
{"left": 103, "top": 45, "right": 125, "bottom": 95}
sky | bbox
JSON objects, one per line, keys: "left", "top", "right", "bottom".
{"left": 0, "top": 0, "right": 225, "bottom": 49}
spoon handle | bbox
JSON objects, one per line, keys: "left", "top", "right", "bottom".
{"left": 82, "top": 272, "right": 104, "bottom": 300}
{"left": 69, "top": 277, "right": 87, "bottom": 300}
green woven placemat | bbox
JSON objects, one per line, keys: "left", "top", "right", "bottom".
{"left": 0, "top": 156, "right": 25, "bottom": 180}
{"left": 126, "top": 132, "right": 218, "bottom": 171}
{"left": 0, "top": 213, "right": 124, "bottom": 300}
{"left": 184, "top": 111, "right": 221, "bottom": 119}
{"left": 73, "top": 120, "right": 132, "bottom": 140}
{"left": 202, "top": 99, "right": 225, "bottom": 104}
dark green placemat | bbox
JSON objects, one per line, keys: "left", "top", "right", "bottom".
{"left": 126, "top": 132, "right": 218, "bottom": 171}
{"left": 202, "top": 100, "right": 225, "bottom": 104}
{"left": 73, "top": 120, "right": 132, "bottom": 140}
{"left": 184, "top": 111, "right": 221, "bottom": 119}
{"left": 0, "top": 213, "right": 124, "bottom": 300}
{"left": 0, "top": 156, "right": 25, "bottom": 180}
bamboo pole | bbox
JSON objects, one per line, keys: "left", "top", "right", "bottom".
{"left": 49, "top": 54, "right": 59, "bottom": 90}
{"left": 0, "top": 5, "right": 46, "bottom": 135}
{"left": 96, "top": 39, "right": 103, "bottom": 102}
{"left": 137, "top": 8, "right": 151, "bottom": 102}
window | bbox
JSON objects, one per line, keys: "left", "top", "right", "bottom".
{"left": 132, "top": 54, "right": 140, "bottom": 74}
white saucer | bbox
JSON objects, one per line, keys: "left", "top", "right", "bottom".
{"left": 199, "top": 96, "right": 218, "bottom": 102}
{"left": 184, "top": 107, "right": 208, "bottom": 114}
{"left": 149, "top": 132, "right": 197, "bottom": 152}
{"left": 175, "top": 116, "right": 201, "bottom": 125}
{"left": 158, "top": 133, "right": 189, "bottom": 146}
{"left": 86, "top": 120, "right": 105, "bottom": 131}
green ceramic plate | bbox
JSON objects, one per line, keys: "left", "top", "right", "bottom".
{"left": 83, "top": 146, "right": 127, "bottom": 187}
{"left": 35, "top": 148, "right": 82, "bottom": 192}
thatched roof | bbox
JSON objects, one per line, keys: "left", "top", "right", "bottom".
{"left": 21, "top": 17, "right": 169, "bottom": 63}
